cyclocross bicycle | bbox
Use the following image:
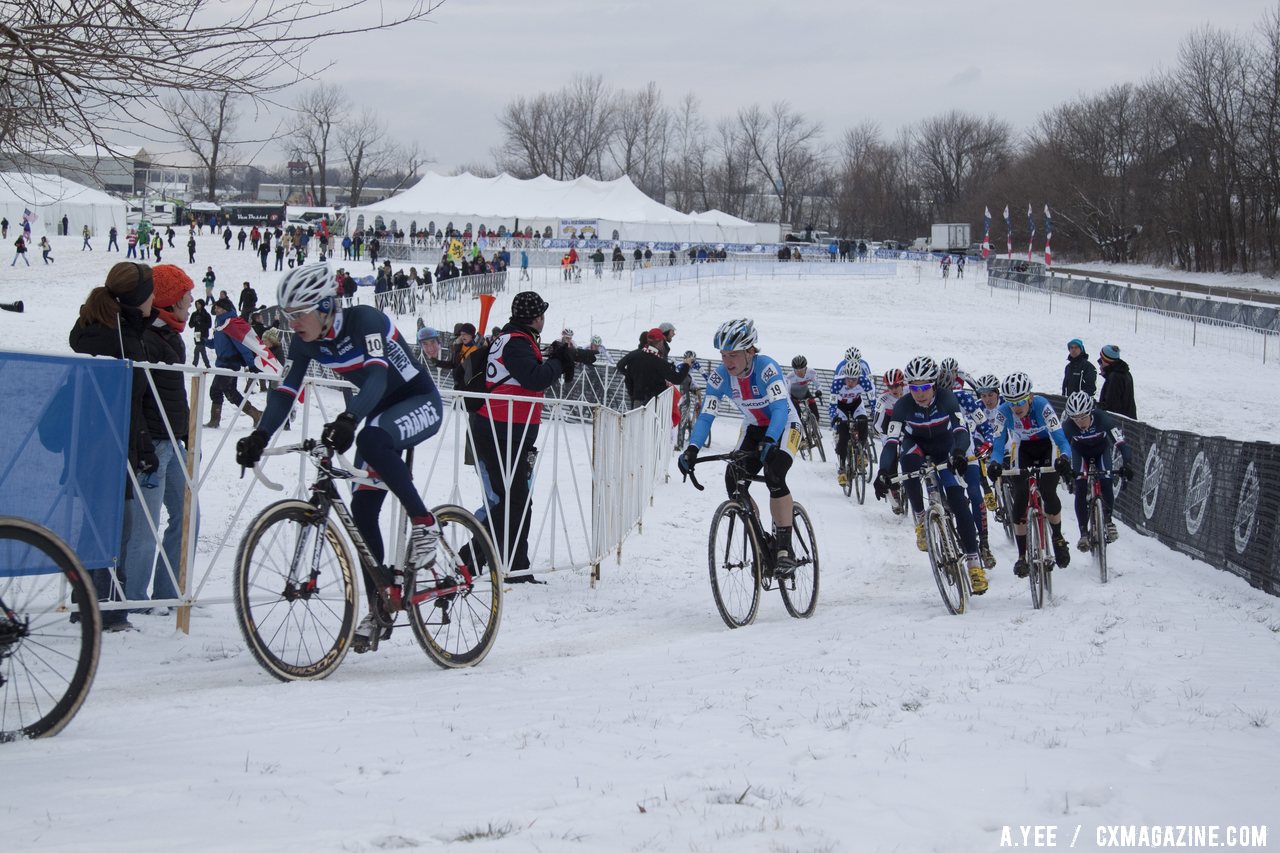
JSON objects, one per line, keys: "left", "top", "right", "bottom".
{"left": 0, "top": 517, "right": 101, "bottom": 741}
{"left": 685, "top": 452, "right": 819, "bottom": 628}
{"left": 1078, "top": 464, "right": 1112, "bottom": 584}
{"left": 234, "top": 440, "right": 502, "bottom": 681}
{"left": 796, "top": 401, "right": 827, "bottom": 463}
{"left": 675, "top": 387, "right": 703, "bottom": 452}
{"left": 1001, "top": 465, "right": 1057, "bottom": 610}
{"left": 893, "top": 462, "right": 971, "bottom": 615}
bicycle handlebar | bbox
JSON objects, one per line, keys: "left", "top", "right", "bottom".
{"left": 999, "top": 466, "right": 1058, "bottom": 476}
{"left": 251, "top": 438, "right": 376, "bottom": 493}
{"left": 681, "top": 451, "right": 766, "bottom": 492}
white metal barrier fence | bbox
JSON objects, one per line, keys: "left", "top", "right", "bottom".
{"left": 78, "top": 357, "right": 673, "bottom": 633}
{"left": 632, "top": 261, "right": 899, "bottom": 289}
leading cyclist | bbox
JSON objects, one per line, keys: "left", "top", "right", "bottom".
{"left": 678, "top": 319, "right": 803, "bottom": 572}
{"left": 235, "top": 263, "right": 445, "bottom": 647}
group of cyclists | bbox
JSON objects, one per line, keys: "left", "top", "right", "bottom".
{"left": 676, "top": 320, "right": 1133, "bottom": 600}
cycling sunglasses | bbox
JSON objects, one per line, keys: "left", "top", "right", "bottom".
{"left": 1004, "top": 395, "right": 1032, "bottom": 406}
{"left": 282, "top": 305, "right": 317, "bottom": 321}
{"left": 908, "top": 382, "right": 933, "bottom": 393}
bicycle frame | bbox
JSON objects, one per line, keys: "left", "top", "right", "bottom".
{"left": 687, "top": 452, "right": 772, "bottom": 569}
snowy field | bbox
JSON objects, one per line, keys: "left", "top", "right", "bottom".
{"left": 1, "top": 234, "right": 1278, "bottom": 852}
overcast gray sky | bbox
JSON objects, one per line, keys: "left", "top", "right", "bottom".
{"left": 268, "top": 0, "right": 1272, "bottom": 173}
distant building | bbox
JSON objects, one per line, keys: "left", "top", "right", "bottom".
{"left": 0, "top": 144, "right": 195, "bottom": 198}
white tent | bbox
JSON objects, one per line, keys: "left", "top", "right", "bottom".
{"left": 0, "top": 173, "right": 128, "bottom": 238}
{"left": 346, "top": 172, "right": 777, "bottom": 246}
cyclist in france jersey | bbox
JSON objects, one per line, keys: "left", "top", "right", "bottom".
{"left": 986, "top": 372, "right": 1074, "bottom": 577}
{"left": 678, "top": 318, "right": 803, "bottom": 571}
{"left": 938, "top": 359, "right": 996, "bottom": 569}
{"left": 1062, "top": 391, "right": 1132, "bottom": 551}
{"left": 784, "top": 355, "right": 823, "bottom": 425}
{"left": 872, "top": 355, "right": 988, "bottom": 595}
{"left": 235, "top": 264, "right": 445, "bottom": 644}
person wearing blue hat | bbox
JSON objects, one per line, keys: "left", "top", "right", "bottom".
{"left": 417, "top": 325, "right": 442, "bottom": 362}
{"left": 1062, "top": 337, "right": 1097, "bottom": 397}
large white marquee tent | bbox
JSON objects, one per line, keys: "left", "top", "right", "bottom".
{"left": 0, "top": 172, "right": 129, "bottom": 238}
{"left": 346, "top": 172, "right": 778, "bottom": 245}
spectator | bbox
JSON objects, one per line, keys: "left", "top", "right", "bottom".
{"left": 61, "top": 214, "right": 69, "bottom": 236}
{"left": 11, "top": 234, "right": 29, "bottom": 266}
{"left": 39, "top": 235, "right": 53, "bottom": 264}
{"left": 616, "top": 328, "right": 686, "bottom": 408}
{"left": 190, "top": 298, "right": 212, "bottom": 367}
{"left": 1062, "top": 338, "right": 1098, "bottom": 397}
{"left": 205, "top": 298, "right": 265, "bottom": 428}
{"left": 1097, "top": 344, "right": 1136, "bottom": 419}
{"left": 126, "top": 229, "right": 138, "bottom": 258}
{"left": 469, "top": 291, "right": 582, "bottom": 583}
{"left": 658, "top": 321, "right": 676, "bottom": 359}
{"left": 238, "top": 281, "right": 258, "bottom": 319}
{"left": 237, "top": 227, "right": 247, "bottom": 250}
{"left": 417, "top": 325, "right": 442, "bottom": 363}
{"left": 108, "top": 225, "right": 119, "bottom": 252}
{"left": 202, "top": 266, "right": 216, "bottom": 303}
{"left": 223, "top": 225, "right": 233, "bottom": 249}
{"left": 187, "top": 233, "right": 197, "bottom": 264}
{"left": 82, "top": 224, "right": 93, "bottom": 251}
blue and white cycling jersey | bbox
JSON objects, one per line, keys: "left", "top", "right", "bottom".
{"left": 689, "top": 354, "right": 795, "bottom": 449}
{"left": 990, "top": 394, "right": 1072, "bottom": 462}
{"left": 829, "top": 357, "right": 875, "bottom": 423}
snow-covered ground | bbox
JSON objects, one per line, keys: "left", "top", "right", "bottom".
{"left": 2, "top": 234, "right": 1278, "bottom": 852}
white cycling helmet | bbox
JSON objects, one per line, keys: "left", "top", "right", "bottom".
{"left": 713, "top": 318, "right": 758, "bottom": 352}
{"left": 1064, "top": 391, "right": 1096, "bottom": 417}
{"left": 278, "top": 263, "right": 336, "bottom": 313}
{"left": 844, "top": 346, "right": 863, "bottom": 364}
{"left": 562, "top": 327, "right": 574, "bottom": 338}
{"left": 904, "top": 355, "right": 937, "bottom": 384}
{"left": 1000, "top": 372, "right": 1034, "bottom": 401}
{"left": 838, "top": 360, "right": 862, "bottom": 380}
{"left": 974, "top": 373, "right": 1000, "bottom": 394}
{"left": 938, "top": 357, "right": 960, "bottom": 382}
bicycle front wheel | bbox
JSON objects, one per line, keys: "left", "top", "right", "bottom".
{"left": 407, "top": 505, "right": 503, "bottom": 668}
{"left": 1025, "top": 508, "right": 1048, "bottom": 610}
{"left": 841, "top": 442, "right": 854, "bottom": 498}
{"left": 234, "top": 500, "right": 357, "bottom": 681}
{"left": 996, "top": 480, "right": 1017, "bottom": 543}
{"left": 853, "top": 441, "right": 870, "bottom": 505}
{"left": 810, "top": 421, "right": 827, "bottom": 463}
{"left": 925, "top": 507, "right": 967, "bottom": 615}
{"left": 708, "top": 501, "right": 761, "bottom": 628}
{"left": 1091, "top": 494, "right": 1109, "bottom": 584}
{"left": 0, "top": 518, "right": 100, "bottom": 742}
{"left": 779, "top": 503, "right": 819, "bottom": 618}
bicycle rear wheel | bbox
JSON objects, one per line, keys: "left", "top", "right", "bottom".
{"left": 853, "top": 440, "right": 870, "bottom": 505}
{"left": 1091, "top": 494, "right": 1109, "bottom": 584}
{"left": 234, "top": 500, "right": 357, "bottom": 681}
{"left": 0, "top": 518, "right": 100, "bottom": 742}
{"left": 708, "top": 501, "right": 761, "bottom": 628}
{"left": 925, "top": 507, "right": 967, "bottom": 614}
{"left": 779, "top": 503, "right": 819, "bottom": 618}
{"left": 810, "top": 418, "right": 827, "bottom": 463}
{"left": 841, "top": 441, "right": 854, "bottom": 498}
{"left": 1025, "top": 509, "right": 1048, "bottom": 610}
{"left": 407, "top": 505, "right": 503, "bottom": 668}
{"left": 996, "top": 480, "right": 1017, "bottom": 543}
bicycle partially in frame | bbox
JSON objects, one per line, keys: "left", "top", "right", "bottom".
{"left": 893, "top": 462, "right": 971, "bottom": 615}
{"left": 1000, "top": 465, "right": 1057, "bottom": 610}
{"left": 233, "top": 440, "right": 502, "bottom": 681}
{"left": 1077, "top": 464, "right": 1114, "bottom": 584}
{"left": 0, "top": 517, "right": 101, "bottom": 741}
{"left": 684, "top": 453, "right": 820, "bottom": 628}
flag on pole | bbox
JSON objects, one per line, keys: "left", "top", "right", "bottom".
{"left": 1026, "top": 203, "right": 1036, "bottom": 261}
{"left": 982, "top": 207, "right": 991, "bottom": 260}
{"left": 1003, "top": 205, "right": 1011, "bottom": 259}
{"left": 1043, "top": 204, "right": 1053, "bottom": 268}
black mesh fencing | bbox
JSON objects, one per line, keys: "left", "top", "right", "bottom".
{"left": 1041, "top": 391, "right": 1279, "bottom": 595}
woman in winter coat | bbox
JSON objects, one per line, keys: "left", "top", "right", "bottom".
{"left": 1062, "top": 338, "right": 1098, "bottom": 397}
{"left": 1097, "top": 344, "right": 1136, "bottom": 419}
{"left": 68, "top": 263, "right": 191, "bottom": 629}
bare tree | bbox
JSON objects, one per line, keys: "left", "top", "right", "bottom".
{"left": 665, "top": 93, "right": 710, "bottom": 212}
{"left": 611, "top": 82, "right": 670, "bottom": 197}
{"left": 338, "top": 108, "right": 399, "bottom": 207}
{"left": 0, "top": 1, "right": 445, "bottom": 170}
{"left": 496, "top": 74, "right": 617, "bottom": 180}
{"left": 911, "top": 110, "right": 1013, "bottom": 220}
{"left": 737, "top": 102, "right": 823, "bottom": 225}
{"left": 289, "top": 84, "right": 347, "bottom": 206}
{"left": 165, "top": 91, "right": 238, "bottom": 202}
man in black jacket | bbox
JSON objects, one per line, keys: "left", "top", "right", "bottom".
{"left": 238, "top": 281, "right": 258, "bottom": 319}
{"left": 1062, "top": 338, "right": 1098, "bottom": 397}
{"left": 468, "top": 291, "right": 590, "bottom": 583}
{"left": 1097, "top": 344, "right": 1136, "bottom": 419}
{"left": 617, "top": 328, "right": 686, "bottom": 408}
{"left": 190, "top": 298, "right": 212, "bottom": 366}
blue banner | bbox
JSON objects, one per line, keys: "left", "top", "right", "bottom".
{"left": 0, "top": 353, "right": 131, "bottom": 575}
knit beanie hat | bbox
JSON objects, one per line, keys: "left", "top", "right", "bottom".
{"left": 152, "top": 264, "right": 194, "bottom": 310}
{"left": 1100, "top": 344, "right": 1121, "bottom": 360}
{"left": 511, "top": 290, "right": 549, "bottom": 322}
{"left": 1067, "top": 338, "right": 1084, "bottom": 350}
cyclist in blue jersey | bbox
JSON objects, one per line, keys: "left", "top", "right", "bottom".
{"left": 678, "top": 318, "right": 803, "bottom": 571}
{"left": 235, "top": 264, "right": 446, "bottom": 647}
{"left": 1062, "top": 391, "right": 1133, "bottom": 550}
{"left": 872, "top": 356, "right": 988, "bottom": 594}
{"left": 938, "top": 360, "right": 996, "bottom": 568}
{"left": 986, "top": 372, "right": 1074, "bottom": 577}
